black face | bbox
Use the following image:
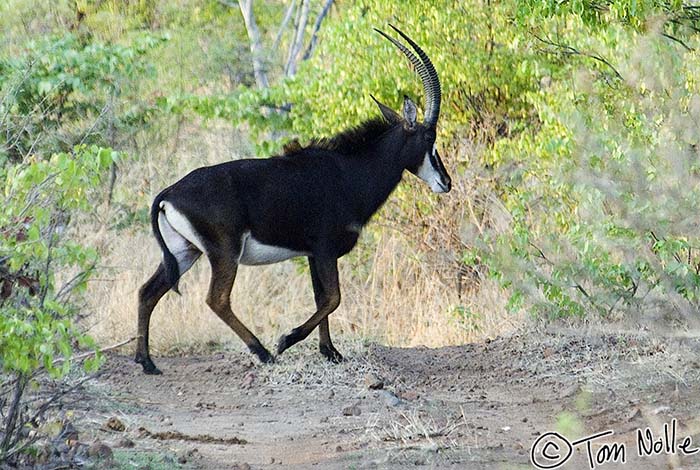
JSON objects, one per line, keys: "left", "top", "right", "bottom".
{"left": 403, "top": 126, "right": 451, "bottom": 193}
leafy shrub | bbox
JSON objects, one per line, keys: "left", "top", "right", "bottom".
{"left": 480, "top": 7, "right": 700, "bottom": 319}
{"left": 0, "top": 145, "right": 116, "bottom": 462}
{"left": 0, "top": 33, "right": 163, "bottom": 162}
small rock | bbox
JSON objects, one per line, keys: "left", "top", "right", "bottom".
{"left": 242, "top": 371, "right": 256, "bottom": 388}
{"left": 87, "top": 441, "right": 113, "bottom": 460}
{"left": 115, "top": 437, "right": 135, "bottom": 448}
{"left": 104, "top": 416, "right": 126, "bottom": 432}
{"left": 627, "top": 407, "right": 642, "bottom": 421}
{"left": 364, "top": 373, "right": 384, "bottom": 390}
{"left": 233, "top": 463, "right": 251, "bottom": 470}
{"left": 342, "top": 404, "right": 361, "bottom": 416}
{"left": 399, "top": 390, "right": 419, "bottom": 401}
{"left": 177, "top": 450, "right": 188, "bottom": 464}
{"left": 559, "top": 384, "right": 581, "bottom": 399}
{"left": 335, "top": 445, "right": 343, "bottom": 452}
{"left": 320, "top": 416, "right": 329, "bottom": 423}
{"left": 379, "top": 390, "right": 401, "bottom": 407}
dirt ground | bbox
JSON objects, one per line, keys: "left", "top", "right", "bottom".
{"left": 67, "top": 325, "right": 700, "bottom": 470}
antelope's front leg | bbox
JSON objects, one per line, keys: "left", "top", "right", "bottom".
{"left": 310, "top": 256, "right": 343, "bottom": 362}
{"left": 277, "top": 256, "right": 340, "bottom": 357}
{"left": 319, "top": 317, "right": 343, "bottom": 363}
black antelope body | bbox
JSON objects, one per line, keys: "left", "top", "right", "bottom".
{"left": 135, "top": 26, "right": 451, "bottom": 374}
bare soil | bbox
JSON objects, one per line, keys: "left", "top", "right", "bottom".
{"left": 68, "top": 326, "right": 700, "bottom": 469}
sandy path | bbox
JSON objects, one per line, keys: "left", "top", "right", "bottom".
{"left": 75, "top": 329, "right": 700, "bottom": 469}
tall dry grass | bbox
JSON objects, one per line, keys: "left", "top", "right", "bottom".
{"left": 86, "top": 229, "right": 519, "bottom": 354}
{"left": 83, "top": 121, "right": 522, "bottom": 355}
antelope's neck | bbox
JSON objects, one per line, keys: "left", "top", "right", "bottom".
{"left": 352, "top": 145, "right": 406, "bottom": 224}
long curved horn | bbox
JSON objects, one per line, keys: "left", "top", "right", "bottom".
{"left": 388, "top": 25, "right": 441, "bottom": 128}
{"left": 374, "top": 26, "right": 441, "bottom": 128}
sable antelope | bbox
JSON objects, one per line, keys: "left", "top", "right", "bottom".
{"left": 135, "top": 25, "right": 451, "bottom": 374}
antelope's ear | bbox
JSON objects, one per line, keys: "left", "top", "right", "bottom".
{"left": 402, "top": 95, "right": 417, "bottom": 130}
{"left": 370, "top": 94, "right": 402, "bottom": 125}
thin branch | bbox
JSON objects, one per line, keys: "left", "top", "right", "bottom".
{"left": 302, "top": 0, "right": 334, "bottom": 61}
{"left": 52, "top": 336, "right": 137, "bottom": 367}
{"left": 661, "top": 32, "right": 694, "bottom": 51}
{"left": 2, "top": 373, "right": 98, "bottom": 462}
{"left": 0, "top": 374, "right": 27, "bottom": 454}
{"left": 38, "top": 219, "right": 58, "bottom": 308}
{"left": 272, "top": 0, "right": 297, "bottom": 52}
{"left": 531, "top": 32, "right": 623, "bottom": 81}
{"left": 56, "top": 264, "right": 96, "bottom": 301}
{"left": 285, "top": 0, "right": 310, "bottom": 77}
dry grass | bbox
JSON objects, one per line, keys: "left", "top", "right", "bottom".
{"left": 85, "top": 227, "right": 519, "bottom": 354}
{"left": 366, "top": 409, "right": 465, "bottom": 446}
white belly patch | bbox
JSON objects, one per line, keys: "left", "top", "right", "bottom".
{"left": 238, "top": 233, "right": 308, "bottom": 266}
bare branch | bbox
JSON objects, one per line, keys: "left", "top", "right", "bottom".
{"left": 531, "top": 32, "right": 623, "bottom": 81}
{"left": 302, "top": 0, "right": 334, "bottom": 61}
{"left": 273, "top": 0, "right": 297, "bottom": 52}
{"left": 661, "top": 32, "right": 694, "bottom": 51}
{"left": 285, "top": 0, "right": 311, "bottom": 77}
{"left": 56, "top": 264, "right": 96, "bottom": 301}
{"left": 0, "top": 374, "right": 27, "bottom": 454}
{"left": 52, "top": 336, "right": 137, "bottom": 367}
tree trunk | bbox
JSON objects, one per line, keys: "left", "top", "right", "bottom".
{"left": 237, "top": 0, "right": 270, "bottom": 89}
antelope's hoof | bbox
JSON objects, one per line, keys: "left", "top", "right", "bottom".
{"left": 320, "top": 344, "right": 344, "bottom": 363}
{"left": 135, "top": 354, "right": 162, "bottom": 375}
{"left": 252, "top": 346, "right": 275, "bottom": 364}
{"left": 277, "top": 328, "right": 301, "bottom": 356}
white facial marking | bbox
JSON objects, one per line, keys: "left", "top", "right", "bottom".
{"left": 416, "top": 144, "right": 447, "bottom": 193}
{"left": 239, "top": 232, "right": 308, "bottom": 266}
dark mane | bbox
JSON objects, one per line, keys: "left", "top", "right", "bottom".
{"left": 306, "top": 117, "right": 394, "bottom": 156}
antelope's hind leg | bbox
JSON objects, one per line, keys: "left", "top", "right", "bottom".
{"left": 136, "top": 248, "right": 200, "bottom": 374}
{"left": 205, "top": 252, "right": 274, "bottom": 364}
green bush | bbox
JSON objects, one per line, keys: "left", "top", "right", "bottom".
{"left": 0, "top": 144, "right": 116, "bottom": 462}
{"left": 0, "top": 32, "right": 163, "bottom": 162}
{"left": 481, "top": 6, "right": 700, "bottom": 318}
